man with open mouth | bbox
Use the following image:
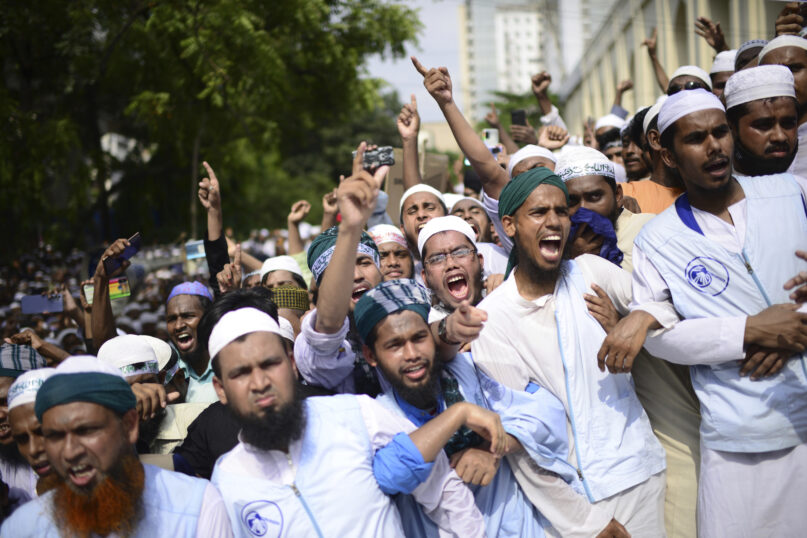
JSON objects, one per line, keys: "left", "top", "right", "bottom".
{"left": 165, "top": 281, "right": 215, "bottom": 403}
{"left": 448, "top": 196, "right": 509, "bottom": 277}
{"left": 1, "top": 356, "right": 231, "bottom": 537}
{"left": 471, "top": 166, "right": 672, "bottom": 537}
{"left": 418, "top": 216, "right": 485, "bottom": 324}
{"left": 602, "top": 88, "right": 807, "bottom": 538}
{"left": 367, "top": 224, "right": 415, "bottom": 282}
{"left": 354, "top": 279, "right": 579, "bottom": 538}
{"left": 398, "top": 184, "right": 448, "bottom": 287}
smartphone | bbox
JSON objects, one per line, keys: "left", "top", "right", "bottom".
{"left": 185, "top": 240, "right": 206, "bottom": 260}
{"left": 483, "top": 129, "right": 499, "bottom": 146}
{"left": 511, "top": 109, "right": 527, "bottom": 126}
{"left": 83, "top": 277, "right": 131, "bottom": 305}
{"left": 103, "top": 233, "right": 142, "bottom": 275}
{"left": 352, "top": 146, "right": 395, "bottom": 170}
{"left": 20, "top": 294, "right": 64, "bottom": 314}
{"left": 108, "top": 277, "right": 131, "bottom": 300}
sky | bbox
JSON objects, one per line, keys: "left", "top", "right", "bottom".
{"left": 364, "top": 0, "right": 463, "bottom": 123}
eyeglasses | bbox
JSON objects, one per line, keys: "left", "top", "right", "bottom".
{"left": 424, "top": 247, "right": 476, "bottom": 267}
{"left": 667, "top": 80, "right": 709, "bottom": 96}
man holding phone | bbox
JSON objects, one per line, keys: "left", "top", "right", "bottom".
{"left": 90, "top": 237, "right": 139, "bottom": 354}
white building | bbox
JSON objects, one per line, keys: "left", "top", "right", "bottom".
{"left": 459, "top": 0, "right": 545, "bottom": 121}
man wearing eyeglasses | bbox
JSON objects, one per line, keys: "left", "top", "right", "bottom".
{"left": 418, "top": 217, "right": 486, "bottom": 327}
{"left": 666, "top": 65, "right": 712, "bottom": 96}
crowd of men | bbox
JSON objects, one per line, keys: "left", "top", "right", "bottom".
{"left": 1, "top": 7, "right": 807, "bottom": 538}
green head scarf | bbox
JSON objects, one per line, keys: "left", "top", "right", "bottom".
{"left": 307, "top": 226, "right": 380, "bottom": 285}
{"left": 497, "top": 167, "right": 569, "bottom": 278}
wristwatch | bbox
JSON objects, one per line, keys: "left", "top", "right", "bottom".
{"left": 437, "top": 316, "right": 461, "bottom": 346}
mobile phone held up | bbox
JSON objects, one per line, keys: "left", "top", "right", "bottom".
{"left": 83, "top": 277, "right": 131, "bottom": 306}
{"left": 511, "top": 109, "right": 527, "bottom": 126}
{"left": 352, "top": 146, "right": 395, "bottom": 171}
{"left": 21, "top": 294, "right": 64, "bottom": 315}
{"left": 103, "top": 233, "right": 142, "bottom": 275}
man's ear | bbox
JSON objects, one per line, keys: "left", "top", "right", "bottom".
{"left": 501, "top": 214, "right": 517, "bottom": 239}
{"left": 615, "top": 184, "right": 623, "bottom": 206}
{"left": 660, "top": 146, "right": 678, "bottom": 170}
{"left": 213, "top": 376, "right": 228, "bottom": 405}
{"left": 362, "top": 344, "right": 378, "bottom": 368}
{"left": 287, "top": 347, "right": 299, "bottom": 378}
{"left": 122, "top": 408, "right": 139, "bottom": 445}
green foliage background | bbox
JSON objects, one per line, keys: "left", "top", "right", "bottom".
{"left": 0, "top": 0, "right": 420, "bottom": 259}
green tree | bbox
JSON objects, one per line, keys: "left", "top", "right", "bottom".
{"left": 0, "top": 0, "right": 420, "bottom": 260}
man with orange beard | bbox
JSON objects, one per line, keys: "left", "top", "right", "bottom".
{"left": 0, "top": 356, "right": 232, "bottom": 537}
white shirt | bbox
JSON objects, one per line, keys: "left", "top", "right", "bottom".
{"left": 219, "top": 395, "right": 483, "bottom": 537}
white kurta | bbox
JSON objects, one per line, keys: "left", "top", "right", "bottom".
{"left": 631, "top": 187, "right": 807, "bottom": 537}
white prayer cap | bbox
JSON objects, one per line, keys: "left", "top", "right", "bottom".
{"left": 8, "top": 368, "right": 56, "bottom": 410}
{"left": 448, "top": 196, "right": 484, "bottom": 212}
{"left": 97, "top": 335, "right": 160, "bottom": 378}
{"left": 260, "top": 255, "right": 303, "bottom": 282}
{"left": 710, "top": 50, "right": 737, "bottom": 74}
{"left": 643, "top": 95, "right": 668, "bottom": 134}
{"left": 724, "top": 65, "right": 795, "bottom": 110}
{"left": 140, "top": 335, "right": 175, "bottom": 371}
{"left": 442, "top": 193, "right": 464, "bottom": 212}
{"left": 208, "top": 307, "right": 283, "bottom": 359}
{"left": 669, "top": 65, "right": 713, "bottom": 89}
{"left": 399, "top": 184, "right": 446, "bottom": 211}
{"left": 52, "top": 355, "right": 126, "bottom": 378}
{"left": 507, "top": 144, "right": 557, "bottom": 178}
{"left": 417, "top": 216, "right": 477, "bottom": 258}
{"left": 594, "top": 114, "right": 626, "bottom": 132}
{"left": 613, "top": 162, "right": 627, "bottom": 183}
{"left": 367, "top": 224, "right": 407, "bottom": 248}
{"left": 658, "top": 89, "right": 725, "bottom": 135}
{"left": 241, "top": 270, "right": 260, "bottom": 282}
{"left": 738, "top": 39, "right": 767, "bottom": 58}
{"left": 759, "top": 35, "right": 807, "bottom": 62}
{"left": 278, "top": 317, "right": 295, "bottom": 344}
{"left": 554, "top": 146, "right": 615, "bottom": 183}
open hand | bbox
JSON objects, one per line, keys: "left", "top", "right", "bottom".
{"left": 585, "top": 283, "right": 621, "bottom": 333}
{"left": 694, "top": 16, "right": 728, "bottom": 51}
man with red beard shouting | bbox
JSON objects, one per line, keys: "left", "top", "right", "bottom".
{"left": 1, "top": 356, "right": 232, "bottom": 537}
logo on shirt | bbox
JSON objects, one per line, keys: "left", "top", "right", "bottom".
{"left": 241, "top": 500, "right": 283, "bottom": 537}
{"left": 685, "top": 256, "right": 730, "bottom": 296}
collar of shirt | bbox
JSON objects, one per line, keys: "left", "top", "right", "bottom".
{"left": 180, "top": 358, "right": 215, "bottom": 383}
{"left": 393, "top": 388, "right": 445, "bottom": 428}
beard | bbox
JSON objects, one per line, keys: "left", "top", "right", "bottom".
{"left": 514, "top": 231, "right": 573, "bottom": 286}
{"left": 0, "top": 440, "right": 27, "bottom": 466}
{"left": 51, "top": 452, "right": 145, "bottom": 538}
{"left": 379, "top": 355, "right": 441, "bottom": 411}
{"left": 734, "top": 137, "right": 797, "bottom": 176}
{"left": 137, "top": 406, "right": 167, "bottom": 453}
{"left": 236, "top": 383, "right": 307, "bottom": 452}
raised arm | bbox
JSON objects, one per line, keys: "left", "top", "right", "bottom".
{"left": 198, "top": 161, "right": 223, "bottom": 242}
{"left": 643, "top": 28, "right": 669, "bottom": 92}
{"left": 412, "top": 56, "right": 510, "bottom": 199}
{"left": 314, "top": 143, "right": 388, "bottom": 334}
{"left": 397, "top": 94, "right": 423, "bottom": 190}
{"left": 320, "top": 188, "right": 338, "bottom": 231}
{"left": 484, "top": 103, "right": 519, "bottom": 154}
{"left": 287, "top": 200, "right": 311, "bottom": 255}
{"left": 91, "top": 238, "right": 131, "bottom": 350}
{"left": 612, "top": 80, "right": 633, "bottom": 117}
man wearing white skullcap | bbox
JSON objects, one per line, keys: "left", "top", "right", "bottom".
{"left": 367, "top": 224, "right": 414, "bottom": 281}
{"left": 667, "top": 65, "right": 712, "bottom": 95}
{"left": 8, "top": 368, "right": 56, "bottom": 495}
{"left": 760, "top": 35, "right": 807, "bottom": 179}
{"left": 205, "top": 300, "right": 486, "bottom": 537}
{"left": 594, "top": 113, "right": 626, "bottom": 137}
{"left": 447, "top": 197, "right": 509, "bottom": 277}
{"left": 398, "top": 184, "right": 447, "bottom": 262}
{"left": 709, "top": 50, "right": 736, "bottom": 98}
{"left": 417, "top": 216, "right": 487, "bottom": 323}
{"left": 606, "top": 87, "right": 807, "bottom": 537}
{"left": 724, "top": 65, "right": 807, "bottom": 184}
{"left": 259, "top": 255, "right": 307, "bottom": 290}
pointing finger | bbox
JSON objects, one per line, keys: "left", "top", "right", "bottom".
{"left": 410, "top": 94, "right": 417, "bottom": 107}
{"left": 411, "top": 56, "right": 428, "bottom": 76}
